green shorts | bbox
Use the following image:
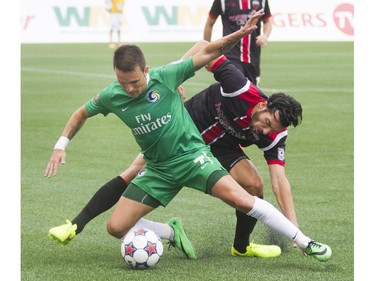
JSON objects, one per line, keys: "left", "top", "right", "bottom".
{"left": 123, "top": 147, "right": 228, "bottom": 207}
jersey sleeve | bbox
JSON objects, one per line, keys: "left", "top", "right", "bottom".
{"left": 208, "top": 0, "right": 222, "bottom": 19}
{"left": 264, "top": 0, "right": 272, "bottom": 19}
{"left": 85, "top": 90, "right": 110, "bottom": 117}
{"left": 259, "top": 130, "right": 288, "bottom": 166}
{"left": 158, "top": 57, "right": 195, "bottom": 90}
{"left": 211, "top": 56, "right": 249, "bottom": 94}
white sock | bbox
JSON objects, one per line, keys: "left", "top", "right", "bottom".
{"left": 127, "top": 218, "right": 174, "bottom": 241}
{"left": 247, "top": 197, "right": 310, "bottom": 249}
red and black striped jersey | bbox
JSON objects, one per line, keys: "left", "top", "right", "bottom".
{"left": 184, "top": 56, "right": 288, "bottom": 166}
{"left": 208, "top": 0, "right": 271, "bottom": 66}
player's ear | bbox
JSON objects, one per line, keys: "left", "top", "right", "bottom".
{"left": 143, "top": 66, "right": 149, "bottom": 75}
{"left": 259, "top": 101, "right": 268, "bottom": 110}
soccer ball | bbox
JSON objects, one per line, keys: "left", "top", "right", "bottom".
{"left": 121, "top": 228, "right": 164, "bottom": 269}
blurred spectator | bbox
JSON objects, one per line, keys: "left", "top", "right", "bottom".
{"left": 106, "top": 0, "right": 125, "bottom": 48}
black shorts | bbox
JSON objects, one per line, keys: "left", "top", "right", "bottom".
{"left": 209, "top": 139, "right": 249, "bottom": 172}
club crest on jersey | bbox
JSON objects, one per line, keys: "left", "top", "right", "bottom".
{"left": 278, "top": 148, "right": 285, "bottom": 161}
{"left": 146, "top": 89, "right": 160, "bottom": 103}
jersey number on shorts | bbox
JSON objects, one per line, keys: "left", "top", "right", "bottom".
{"left": 193, "top": 152, "right": 214, "bottom": 169}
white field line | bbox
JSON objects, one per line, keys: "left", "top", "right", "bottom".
{"left": 21, "top": 67, "right": 353, "bottom": 93}
{"left": 22, "top": 67, "right": 114, "bottom": 79}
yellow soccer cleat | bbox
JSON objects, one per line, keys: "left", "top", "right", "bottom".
{"left": 231, "top": 242, "right": 281, "bottom": 258}
{"left": 48, "top": 219, "right": 77, "bottom": 246}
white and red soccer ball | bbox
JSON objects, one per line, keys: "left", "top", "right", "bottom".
{"left": 121, "top": 228, "right": 164, "bottom": 269}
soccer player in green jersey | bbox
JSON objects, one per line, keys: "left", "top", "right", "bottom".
{"left": 45, "top": 10, "right": 332, "bottom": 262}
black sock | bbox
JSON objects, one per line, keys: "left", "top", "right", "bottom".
{"left": 72, "top": 176, "right": 128, "bottom": 234}
{"left": 233, "top": 195, "right": 264, "bottom": 252}
{"left": 233, "top": 210, "right": 258, "bottom": 253}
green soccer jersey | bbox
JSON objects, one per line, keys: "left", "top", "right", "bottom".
{"left": 85, "top": 57, "right": 207, "bottom": 163}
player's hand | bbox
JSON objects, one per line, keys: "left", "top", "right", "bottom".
{"left": 44, "top": 149, "right": 66, "bottom": 178}
{"left": 242, "top": 9, "right": 265, "bottom": 34}
{"left": 256, "top": 35, "right": 268, "bottom": 47}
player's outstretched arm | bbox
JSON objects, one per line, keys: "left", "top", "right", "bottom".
{"left": 180, "top": 40, "right": 209, "bottom": 61}
{"left": 192, "top": 9, "right": 264, "bottom": 70}
{"left": 268, "top": 164, "right": 299, "bottom": 247}
{"left": 203, "top": 15, "right": 216, "bottom": 42}
{"left": 256, "top": 16, "right": 272, "bottom": 47}
{"left": 44, "top": 106, "right": 89, "bottom": 178}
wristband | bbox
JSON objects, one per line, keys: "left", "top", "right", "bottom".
{"left": 54, "top": 136, "right": 70, "bottom": 150}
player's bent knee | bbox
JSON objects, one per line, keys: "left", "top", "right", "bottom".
{"left": 240, "top": 177, "right": 264, "bottom": 197}
{"left": 107, "top": 220, "right": 128, "bottom": 239}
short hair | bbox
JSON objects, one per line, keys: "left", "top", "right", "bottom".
{"left": 113, "top": 45, "right": 146, "bottom": 72}
{"left": 267, "top": 93, "right": 303, "bottom": 128}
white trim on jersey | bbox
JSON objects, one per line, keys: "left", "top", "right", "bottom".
{"left": 220, "top": 79, "right": 251, "bottom": 97}
{"left": 234, "top": 116, "right": 250, "bottom": 130}
{"left": 201, "top": 122, "right": 226, "bottom": 145}
{"left": 201, "top": 122, "right": 220, "bottom": 135}
{"left": 207, "top": 133, "right": 226, "bottom": 145}
{"left": 220, "top": 0, "right": 226, "bottom": 13}
{"left": 259, "top": 130, "right": 288, "bottom": 151}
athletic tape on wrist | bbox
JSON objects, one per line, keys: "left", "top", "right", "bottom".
{"left": 54, "top": 136, "right": 70, "bottom": 150}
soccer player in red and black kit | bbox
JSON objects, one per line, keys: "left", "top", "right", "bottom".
{"left": 186, "top": 55, "right": 301, "bottom": 256}
{"left": 204, "top": 0, "right": 272, "bottom": 86}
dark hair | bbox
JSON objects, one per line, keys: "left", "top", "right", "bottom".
{"left": 267, "top": 93, "right": 303, "bottom": 128}
{"left": 113, "top": 45, "right": 146, "bottom": 72}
